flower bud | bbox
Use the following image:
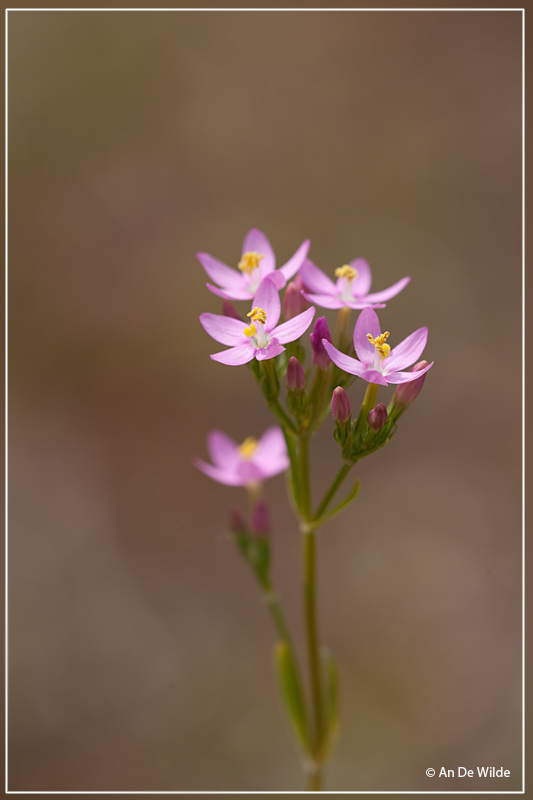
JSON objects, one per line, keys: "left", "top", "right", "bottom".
{"left": 367, "top": 402, "right": 387, "bottom": 431}
{"left": 331, "top": 386, "right": 351, "bottom": 424}
{"left": 390, "top": 360, "right": 428, "bottom": 415}
{"left": 310, "top": 316, "right": 333, "bottom": 369}
{"left": 222, "top": 300, "right": 243, "bottom": 321}
{"left": 286, "top": 356, "right": 306, "bottom": 393}
{"left": 251, "top": 499, "right": 270, "bottom": 538}
{"left": 283, "top": 281, "right": 304, "bottom": 321}
{"left": 229, "top": 509, "right": 247, "bottom": 536}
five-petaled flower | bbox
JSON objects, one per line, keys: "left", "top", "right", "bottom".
{"left": 300, "top": 258, "right": 410, "bottom": 310}
{"left": 194, "top": 427, "right": 289, "bottom": 486}
{"left": 197, "top": 228, "right": 310, "bottom": 301}
{"left": 200, "top": 276, "right": 316, "bottom": 365}
{"left": 322, "top": 307, "right": 433, "bottom": 386}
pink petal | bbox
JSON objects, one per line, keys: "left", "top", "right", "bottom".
{"left": 253, "top": 276, "right": 281, "bottom": 330}
{"left": 267, "top": 271, "right": 287, "bottom": 290}
{"left": 349, "top": 259, "right": 372, "bottom": 296}
{"left": 354, "top": 307, "right": 381, "bottom": 367}
{"left": 346, "top": 300, "right": 386, "bottom": 310}
{"left": 199, "top": 313, "right": 247, "bottom": 346}
{"left": 363, "top": 276, "right": 411, "bottom": 303}
{"left": 206, "top": 283, "right": 253, "bottom": 301}
{"left": 302, "top": 291, "right": 345, "bottom": 310}
{"left": 300, "top": 259, "right": 337, "bottom": 295}
{"left": 210, "top": 344, "right": 255, "bottom": 366}
{"left": 384, "top": 361, "right": 434, "bottom": 384}
{"left": 360, "top": 369, "right": 389, "bottom": 386}
{"left": 236, "top": 460, "right": 264, "bottom": 484}
{"left": 386, "top": 327, "right": 428, "bottom": 372}
{"left": 279, "top": 239, "right": 311, "bottom": 281}
{"left": 273, "top": 306, "right": 316, "bottom": 344}
{"left": 322, "top": 340, "right": 367, "bottom": 377}
{"left": 242, "top": 228, "right": 275, "bottom": 274}
{"left": 255, "top": 344, "right": 286, "bottom": 361}
{"left": 207, "top": 430, "right": 240, "bottom": 468}
{"left": 193, "top": 458, "right": 243, "bottom": 486}
{"left": 197, "top": 252, "right": 245, "bottom": 290}
{"left": 254, "top": 427, "right": 289, "bottom": 474}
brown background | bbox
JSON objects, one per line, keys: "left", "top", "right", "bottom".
{"left": 8, "top": 9, "right": 522, "bottom": 792}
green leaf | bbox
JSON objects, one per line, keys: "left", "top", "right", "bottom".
{"left": 274, "top": 642, "right": 310, "bottom": 752}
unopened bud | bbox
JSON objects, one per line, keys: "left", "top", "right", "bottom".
{"left": 310, "top": 317, "right": 333, "bottom": 369}
{"left": 390, "top": 360, "right": 428, "bottom": 415}
{"left": 367, "top": 402, "right": 387, "bottom": 431}
{"left": 283, "top": 281, "right": 304, "bottom": 320}
{"left": 286, "top": 356, "right": 306, "bottom": 393}
{"left": 222, "top": 300, "right": 243, "bottom": 321}
{"left": 331, "top": 386, "right": 351, "bottom": 424}
{"left": 230, "top": 509, "right": 247, "bottom": 535}
{"left": 251, "top": 500, "right": 270, "bottom": 538}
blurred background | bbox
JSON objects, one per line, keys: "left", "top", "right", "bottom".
{"left": 8, "top": 10, "right": 522, "bottom": 792}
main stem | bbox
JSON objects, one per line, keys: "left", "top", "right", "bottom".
{"left": 299, "top": 433, "right": 325, "bottom": 786}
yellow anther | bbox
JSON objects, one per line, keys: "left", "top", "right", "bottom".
{"left": 335, "top": 264, "right": 358, "bottom": 281}
{"left": 238, "top": 437, "right": 258, "bottom": 459}
{"left": 238, "top": 251, "right": 264, "bottom": 275}
{"left": 243, "top": 323, "right": 257, "bottom": 338}
{"left": 367, "top": 331, "right": 391, "bottom": 359}
{"left": 247, "top": 307, "right": 267, "bottom": 325}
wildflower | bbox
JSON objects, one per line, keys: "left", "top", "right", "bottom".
{"left": 300, "top": 258, "right": 410, "bottom": 310}
{"left": 389, "top": 360, "right": 429, "bottom": 416}
{"left": 309, "top": 317, "right": 333, "bottom": 369}
{"left": 331, "top": 387, "right": 351, "bottom": 424}
{"left": 286, "top": 356, "right": 306, "bottom": 393}
{"left": 197, "top": 228, "right": 310, "bottom": 301}
{"left": 367, "top": 403, "right": 387, "bottom": 431}
{"left": 200, "top": 276, "right": 316, "bottom": 365}
{"left": 194, "top": 427, "right": 289, "bottom": 486}
{"left": 322, "top": 307, "right": 433, "bottom": 386}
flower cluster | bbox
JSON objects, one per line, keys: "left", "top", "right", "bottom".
{"left": 193, "top": 226, "right": 433, "bottom": 789}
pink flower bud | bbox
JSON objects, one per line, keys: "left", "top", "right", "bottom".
{"left": 286, "top": 356, "right": 306, "bottom": 393}
{"left": 331, "top": 386, "right": 351, "bottom": 423}
{"left": 367, "top": 402, "right": 387, "bottom": 431}
{"left": 283, "top": 281, "right": 304, "bottom": 321}
{"left": 391, "top": 360, "right": 428, "bottom": 413}
{"left": 222, "top": 300, "right": 243, "bottom": 321}
{"left": 251, "top": 500, "right": 270, "bottom": 537}
{"left": 230, "top": 509, "right": 247, "bottom": 535}
{"left": 310, "top": 317, "right": 333, "bottom": 369}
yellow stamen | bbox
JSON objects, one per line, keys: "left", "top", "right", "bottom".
{"left": 335, "top": 264, "right": 358, "bottom": 281}
{"left": 243, "top": 323, "right": 257, "bottom": 337}
{"left": 238, "top": 251, "right": 264, "bottom": 275}
{"left": 367, "top": 331, "right": 391, "bottom": 359}
{"left": 239, "top": 437, "right": 258, "bottom": 459}
{"left": 247, "top": 307, "right": 267, "bottom": 325}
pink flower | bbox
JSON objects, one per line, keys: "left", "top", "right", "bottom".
{"left": 194, "top": 427, "right": 289, "bottom": 486}
{"left": 300, "top": 258, "right": 410, "bottom": 310}
{"left": 322, "top": 307, "right": 433, "bottom": 386}
{"left": 200, "top": 276, "right": 316, "bottom": 365}
{"left": 197, "top": 228, "right": 310, "bottom": 301}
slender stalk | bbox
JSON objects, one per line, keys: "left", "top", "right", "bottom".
{"left": 333, "top": 306, "right": 351, "bottom": 350}
{"left": 263, "top": 580, "right": 295, "bottom": 652}
{"left": 314, "top": 462, "right": 352, "bottom": 521}
{"left": 298, "top": 434, "right": 312, "bottom": 521}
{"left": 303, "top": 524, "right": 325, "bottom": 765}
{"left": 306, "top": 763, "right": 322, "bottom": 792}
{"left": 353, "top": 381, "right": 379, "bottom": 438}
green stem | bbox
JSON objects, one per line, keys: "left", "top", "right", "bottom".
{"left": 306, "top": 762, "right": 322, "bottom": 791}
{"left": 353, "top": 381, "right": 379, "bottom": 438}
{"left": 262, "top": 580, "right": 295, "bottom": 652}
{"left": 298, "top": 434, "right": 312, "bottom": 521}
{"left": 333, "top": 306, "right": 351, "bottom": 351}
{"left": 303, "top": 524, "right": 325, "bottom": 757}
{"left": 314, "top": 462, "right": 352, "bottom": 521}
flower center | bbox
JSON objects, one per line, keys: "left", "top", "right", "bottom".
{"left": 367, "top": 331, "right": 391, "bottom": 359}
{"left": 335, "top": 265, "right": 358, "bottom": 281}
{"left": 243, "top": 307, "right": 270, "bottom": 348}
{"left": 238, "top": 437, "right": 258, "bottom": 459}
{"left": 238, "top": 251, "right": 263, "bottom": 276}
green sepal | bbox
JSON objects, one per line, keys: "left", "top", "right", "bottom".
{"left": 233, "top": 533, "right": 271, "bottom": 585}
{"left": 274, "top": 641, "right": 311, "bottom": 752}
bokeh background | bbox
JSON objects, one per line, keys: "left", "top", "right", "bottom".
{"left": 8, "top": 9, "right": 522, "bottom": 792}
